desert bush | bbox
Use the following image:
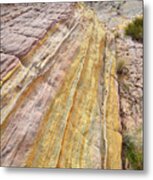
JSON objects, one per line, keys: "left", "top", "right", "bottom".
{"left": 123, "top": 135, "right": 143, "bottom": 170}
{"left": 125, "top": 17, "right": 143, "bottom": 42}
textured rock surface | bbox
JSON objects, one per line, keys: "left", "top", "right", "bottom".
{"left": 88, "top": 0, "right": 143, "bottom": 169}
{"left": 87, "top": 0, "right": 143, "bottom": 29}
{"left": 0, "top": 1, "right": 143, "bottom": 169}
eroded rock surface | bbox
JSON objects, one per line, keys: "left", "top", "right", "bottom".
{"left": 0, "top": 1, "right": 143, "bottom": 169}
{"left": 88, "top": 0, "right": 143, "bottom": 169}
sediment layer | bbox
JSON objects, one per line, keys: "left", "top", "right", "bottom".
{"left": 1, "top": 2, "right": 122, "bottom": 169}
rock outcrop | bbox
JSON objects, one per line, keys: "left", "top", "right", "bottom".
{"left": 0, "top": 1, "right": 143, "bottom": 169}
{"left": 87, "top": 0, "right": 143, "bottom": 169}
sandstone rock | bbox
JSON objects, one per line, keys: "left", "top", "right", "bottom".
{"left": 88, "top": 0, "right": 143, "bottom": 170}
{"left": 0, "top": 53, "right": 20, "bottom": 81}
{"left": 1, "top": 32, "right": 38, "bottom": 57}
{"left": 0, "top": 1, "right": 143, "bottom": 170}
{"left": 0, "top": 2, "right": 121, "bottom": 169}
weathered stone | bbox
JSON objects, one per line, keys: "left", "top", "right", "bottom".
{"left": 1, "top": 32, "right": 38, "bottom": 57}
{"left": 1, "top": 2, "right": 119, "bottom": 169}
{"left": 11, "top": 26, "right": 47, "bottom": 39}
{"left": 0, "top": 53, "right": 21, "bottom": 81}
{"left": 87, "top": 0, "right": 143, "bottom": 170}
{"left": 0, "top": 1, "right": 143, "bottom": 170}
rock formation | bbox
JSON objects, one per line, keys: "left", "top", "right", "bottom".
{"left": 0, "top": 1, "right": 143, "bottom": 169}
{"left": 88, "top": 0, "right": 143, "bottom": 169}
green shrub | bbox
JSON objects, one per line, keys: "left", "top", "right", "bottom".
{"left": 123, "top": 135, "right": 143, "bottom": 170}
{"left": 125, "top": 17, "right": 143, "bottom": 42}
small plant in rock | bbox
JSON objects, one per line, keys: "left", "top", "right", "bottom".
{"left": 116, "top": 59, "right": 129, "bottom": 79}
{"left": 114, "top": 31, "right": 120, "bottom": 39}
{"left": 123, "top": 134, "right": 143, "bottom": 170}
{"left": 125, "top": 17, "right": 143, "bottom": 42}
{"left": 116, "top": 59, "right": 129, "bottom": 96}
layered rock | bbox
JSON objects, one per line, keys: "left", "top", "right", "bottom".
{"left": 0, "top": 1, "right": 142, "bottom": 169}
{"left": 87, "top": 0, "right": 143, "bottom": 169}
